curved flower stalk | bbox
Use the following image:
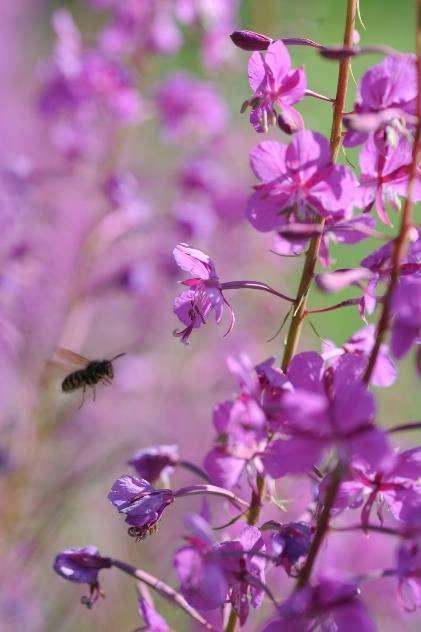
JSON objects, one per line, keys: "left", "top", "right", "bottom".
{"left": 172, "top": 243, "right": 294, "bottom": 343}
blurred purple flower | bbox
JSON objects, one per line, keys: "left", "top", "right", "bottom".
{"left": 360, "top": 228, "right": 420, "bottom": 314}
{"left": 343, "top": 54, "right": 417, "bottom": 148}
{"left": 261, "top": 352, "right": 393, "bottom": 477}
{"left": 174, "top": 513, "right": 229, "bottom": 610}
{"left": 269, "top": 521, "right": 313, "bottom": 575}
{"left": 261, "top": 579, "right": 376, "bottom": 632}
{"left": 173, "top": 198, "right": 217, "bottom": 241}
{"left": 357, "top": 137, "right": 421, "bottom": 225}
{"left": 137, "top": 595, "right": 170, "bottom": 631}
{"left": 324, "top": 448, "right": 421, "bottom": 528}
{"left": 247, "top": 132, "right": 357, "bottom": 233}
{"left": 38, "top": 9, "right": 143, "bottom": 160}
{"left": 128, "top": 445, "right": 179, "bottom": 483}
{"left": 390, "top": 278, "right": 421, "bottom": 359}
{"left": 108, "top": 475, "right": 174, "bottom": 541}
{"left": 396, "top": 505, "right": 421, "bottom": 611}
{"left": 322, "top": 324, "right": 397, "bottom": 388}
{"left": 155, "top": 73, "right": 228, "bottom": 141}
{"left": 244, "top": 40, "right": 306, "bottom": 133}
{"left": 91, "top": 0, "right": 182, "bottom": 58}
{"left": 54, "top": 546, "right": 111, "bottom": 607}
{"left": 174, "top": 514, "right": 266, "bottom": 625}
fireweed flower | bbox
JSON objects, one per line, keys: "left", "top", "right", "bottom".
{"left": 317, "top": 228, "right": 420, "bottom": 316}
{"left": 390, "top": 277, "right": 421, "bottom": 359}
{"left": 137, "top": 595, "right": 170, "bottom": 632}
{"left": 244, "top": 40, "right": 306, "bottom": 133}
{"left": 247, "top": 131, "right": 357, "bottom": 233}
{"left": 268, "top": 521, "right": 313, "bottom": 575}
{"left": 38, "top": 9, "right": 142, "bottom": 160}
{"left": 321, "top": 324, "right": 397, "bottom": 388}
{"left": 174, "top": 513, "right": 229, "bottom": 611}
{"left": 320, "top": 447, "right": 421, "bottom": 528}
{"left": 53, "top": 546, "right": 111, "bottom": 607}
{"left": 175, "top": 0, "right": 239, "bottom": 70}
{"left": 261, "top": 352, "right": 393, "bottom": 478}
{"left": 174, "top": 514, "right": 266, "bottom": 625}
{"left": 173, "top": 243, "right": 233, "bottom": 343}
{"left": 108, "top": 475, "right": 174, "bottom": 541}
{"left": 204, "top": 353, "right": 289, "bottom": 488}
{"left": 357, "top": 136, "right": 421, "bottom": 225}
{"left": 91, "top": 0, "right": 182, "bottom": 58}
{"left": 395, "top": 506, "right": 421, "bottom": 611}
{"left": 343, "top": 53, "right": 417, "bottom": 148}
{"left": 155, "top": 73, "right": 228, "bottom": 141}
{"left": 128, "top": 444, "right": 179, "bottom": 483}
{"left": 261, "top": 579, "right": 376, "bottom": 631}
{"left": 273, "top": 213, "right": 375, "bottom": 266}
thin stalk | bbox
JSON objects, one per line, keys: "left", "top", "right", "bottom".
{"left": 221, "top": 280, "right": 294, "bottom": 302}
{"left": 111, "top": 559, "right": 215, "bottom": 630}
{"left": 296, "top": 462, "right": 343, "bottom": 589}
{"left": 364, "top": 4, "right": 421, "bottom": 383}
{"left": 388, "top": 421, "right": 421, "bottom": 434}
{"left": 281, "top": 0, "right": 358, "bottom": 371}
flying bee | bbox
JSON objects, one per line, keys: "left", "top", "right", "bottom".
{"left": 55, "top": 348, "right": 125, "bottom": 408}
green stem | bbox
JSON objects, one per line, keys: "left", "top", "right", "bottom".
{"left": 281, "top": 0, "right": 358, "bottom": 371}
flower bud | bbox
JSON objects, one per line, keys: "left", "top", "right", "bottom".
{"left": 230, "top": 30, "right": 272, "bottom": 51}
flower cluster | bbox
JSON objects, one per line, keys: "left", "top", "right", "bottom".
{"left": 7, "top": 2, "right": 418, "bottom": 631}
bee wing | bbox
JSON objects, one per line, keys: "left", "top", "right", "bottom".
{"left": 54, "top": 347, "right": 90, "bottom": 367}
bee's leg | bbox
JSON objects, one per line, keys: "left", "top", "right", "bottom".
{"left": 91, "top": 386, "right": 96, "bottom": 402}
{"left": 78, "top": 385, "right": 86, "bottom": 410}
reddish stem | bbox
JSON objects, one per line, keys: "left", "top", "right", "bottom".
{"left": 363, "top": 16, "right": 421, "bottom": 383}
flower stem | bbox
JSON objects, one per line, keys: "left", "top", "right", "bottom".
{"left": 388, "top": 420, "right": 421, "bottom": 434}
{"left": 221, "top": 280, "right": 294, "bottom": 302}
{"left": 363, "top": 6, "right": 421, "bottom": 384}
{"left": 174, "top": 484, "right": 249, "bottom": 509}
{"left": 296, "top": 461, "right": 343, "bottom": 589}
{"left": 223, "top": 474, "right": 265, "bottom": 631}
{"left": 111, "top": 559, "right": 215, "bottom": 630}
{"left": 281, "top": 0, "right": 358, "bottom": 371}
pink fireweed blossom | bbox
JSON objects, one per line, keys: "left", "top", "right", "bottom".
{"left": 155, "top": 73, "right": 228, "bottom": 141}
{"left": 321, "top": 324, "right": 397, "bottom": 388}
{"left": 320, "top": 447, "right": 421, "bottom": 529}
{"left": 261, "top": 352, "right": 394, "bottom": 478}
{"left": 244, "top": 40, "right": 307, "bottom": 133}
{"left": 173, "top": 244, "right": 229, "bottom": 344}
{"left": 357, "top": 136, "right": 421, "bottom": 225}
{"left": 90, "top": 0, "right": 182, "bottom": 58}
{"left": 174, "top": 513, "right": 266, "bottom": 625}
{"left": 38, "top": 9, "right": 143, "bottom": 160}
{"left": 343, "top": 53, "right": 417, "bottom": 148}
{"left": 273, "top": 213, "right": 376, "bottom": 266}
{"left": 247, "top": 132, "right": 357, "bottom": 233}
{"left": 204, "top": 353, "right": 290, "bottom": 489}
{"left": 173, "top": 244, "right": 294, "bottom": 343}
{"left": 261, "top": 578, "right": 376, "bottom": 632}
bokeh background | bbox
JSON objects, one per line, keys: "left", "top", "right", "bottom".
{"left": 0, "top": 1, "right": 419, "bottom": 630}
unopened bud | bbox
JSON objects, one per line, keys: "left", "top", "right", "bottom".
{"left": 230, "top": 29, "right": 272, "bottom": 51}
